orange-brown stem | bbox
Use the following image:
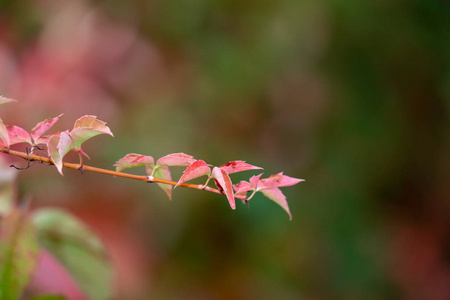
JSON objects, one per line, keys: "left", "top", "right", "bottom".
{"left": 0, "top": 147, "right": 246, "bottom": 200}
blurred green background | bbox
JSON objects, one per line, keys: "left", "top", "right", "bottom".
{"left": 1, "top": 0, "right": 449, "bottom": 299}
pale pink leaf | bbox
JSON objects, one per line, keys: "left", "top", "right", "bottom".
{"left": 30, "top": 114, "right": 63, "bottom": 143}
{"left": 152, "top": 166, "right": 172, "bottom": 200}
{"left": 260, "top": 187, "right": 292, "bottom": 220}
{"left": 0, "top": 119, "right": 10, "bottom": 147}
{"left": 0, "top": 96, "right": 17, "bottom": 105}
{"left": 47, "top": 134, "right": 63, "bottom": 175}
{"left": 57, "top": 131, "right": 77, "bottom": 167}
{"left": 156, "top": 153, "right": 196, "bottom": 167}
{"left": 73, "top": 115, "right": 113, "bottom": 133}
{"left": 70, "top": 115, "right": 113, "bottom": 147}
{"left": 233, "top": 173, "right": 263, "bottom": 196}
{"left": 259, "top": 172, "right": 304, "bottom": 189}
{"left": 219, "top": 161, "right": 262, "bottom": 174}
{"left": 114, "top": 153, "right": 155, "bottom": 172}
{"left": 212, "top": 167, "right": 235, "bottom": 209}
{"left": 176, "top": 160, "right": 211, "bottom": 187}
{"left": 249, "top": 173, "right": 264, "bottom": 188}
{"left": 233, "top": 181, "right": 253, "bottom": 196}
{"left": 5, "top": 125, "right": 32, "bottom": 145}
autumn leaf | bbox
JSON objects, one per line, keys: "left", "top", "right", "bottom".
{"left": 212, "top": 167, "right": 235, "bottom": 209}
{"left": 0, "top": 120, "right": 10, "bottom": 148}
{"left": 153, "top": 166, "right": 173, "bottom": 200}
{"left": 0, "top": 96, "right": 17, "bottom": 147}
{"left": 0, "top": 114, "right": 62, "bottom": 149}
{"left": 219, "top": 161, "right": 262, "bottom": 174}
{"left": 176, "top": 160, "right": 211, "bottom": 187}
{"left": 47, "top": 116, "right": 113, "bottom": 175}
{"left": 259, "top": 172, "right": 304, "bottom": 188}
{"left": 156, "top": 153, "right": 195, "bottom": 167}
{"left": 114, "top": 153, "right": 154, "bottom": 172}
{"left": 70, "top": 115, "right": 113, "bottom": 147}
{"left": 233, "top": 173, "right": 263, "bottom": 196}
{"left": 4, "top": 125, "right": 32, "bottom": 145}
{"left": 115, "top": 152, "right": 196, "bottom": 200}
{"left": 233, "top": 172, "right": 304, "bottom": 219}
{"left": 30, "top": 114, "right": 63, "bottom": 145}
{"left": 260, "top": 187, "right": 293, "bottom": 220}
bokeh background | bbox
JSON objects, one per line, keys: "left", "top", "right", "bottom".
{"left": 1, "top": 0, "right": 450, "bottom": 299}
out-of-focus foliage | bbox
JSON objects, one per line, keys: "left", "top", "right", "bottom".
{"left": 0, "top": 206, "right": 39, "bottom": 300}
{"left": 0, "top": 0, "right": 449, "bottom": 299}
{"left": 33, "top": 209, "right": 112, "bottom": 300}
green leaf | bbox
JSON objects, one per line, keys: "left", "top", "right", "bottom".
{"left": 32, "top": 209, "right": 113, "bottom": 300}
{"left": 153, "top": 166, "right": 173, "bottom": 200}
{"left": 0, "top": 207, "right": 39, "bottom": 300}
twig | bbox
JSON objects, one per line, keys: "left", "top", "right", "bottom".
{"left": 0, "top": 147, "right": 246, "bottom": 200}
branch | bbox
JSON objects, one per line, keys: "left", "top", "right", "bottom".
{"left": 0, "top": 147, "right": 245, "bottom": 199}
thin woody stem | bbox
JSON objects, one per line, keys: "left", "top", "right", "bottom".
{"left": 0, "top": 147, "right": 246, "bottom": 200}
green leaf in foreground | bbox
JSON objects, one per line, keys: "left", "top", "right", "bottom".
{"left": 32, "top": 209, "right": 113, "bottom": 300}
{"left": 0, "top": 207, "right": 39, "bottom": 300}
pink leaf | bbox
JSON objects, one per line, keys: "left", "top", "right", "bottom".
{"left": 57, "top": 131, "right": 78, "bottom": 167}
{"left": 249, "top": 173, "right": 264, "bottom": 188}
{"left": 259, "top": 172, "right": 304, "bottom": 189}
{"left": 156, "top": 153, "right": 196, "bottom": 167}
{"left": 233, "top": 173, "right": 263, "bottom": 196}
{"left": 212, "top": 167, "right": 235, "bottom": 209}
{"left": 114, "top": 153, "right": 154, "bottom": 172}
{"left": 152, "top": 166, "right": 173, "bottom": 200}
{"left": 5, "top": 125, "right": 33, "bottom": 145}
{"left": 30, "top": 114, "right": 63, "bottom": 144}
{"left": 70, "top": 115, "right": 113, "bottom": 147}
{"left": 219, "top": 161, "right": 262, "bottom": 174}
{"left": 233, "top": 181, "right": 252, "bottom": 196}
{"left": 0, "top": 119, "right": 10, "bottom": 147}
{"left": 176, "top": 160, "right": 211, "bottom": 187}
{"left": 260, "top": 187, "right": 292, "bottom": 220}
{"left": 47, "top": 134, "right": 63, "bottom": 175}
{"left": 0, "top": 96, "right": 17, "bottom": 105}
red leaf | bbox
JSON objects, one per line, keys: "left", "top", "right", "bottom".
{"left": 156, "top": 153, "right": 196, "bottom": 167}
{"left": 212, "top": 167, "right": 235, "bottom": 209}
{"left": 114, "top": 153, "right": 154, "bottom": 172}
{"left": 176, "top": 160, "right": 211, "bottom": 187}
{"left": 30, "top": 114, "right": 63, "bottom": 144}
{"left": 259, "top": 172, "right": 304, "bottom": 188}
{"left": 260, "top": 187, "right": 292, "bottom": 220}
{"left": 219, "top": 161, "right": 262, "bottom": 174}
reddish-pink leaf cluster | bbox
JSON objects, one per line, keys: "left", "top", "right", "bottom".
{"left": 48, "top": 115, "right": 114, "bottom": 174}
{"left": 114, "top": 153, "right": 196, "bottom": 199}
{"left": 234, "top": 173, "right": 304, "bottom": 220}
{"left": 0, "top": 98, "right": 304, "bottom": 219}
